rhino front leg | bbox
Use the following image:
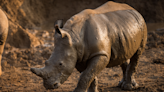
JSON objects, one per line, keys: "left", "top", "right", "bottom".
{"left": 121, "top": 49, "right": 142, "bottom": 90}
{"left": 88, "top": 76, "right": 98, "bottom": 92}
{"left": 74, "top": 55, "right": 109, "bottom": 92}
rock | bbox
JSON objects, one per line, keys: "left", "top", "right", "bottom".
{"left": 6, "top": 22, "right": 43, "bottom": 48}
{"left": 42, "top": 31, "right": 49, "bottom": 38}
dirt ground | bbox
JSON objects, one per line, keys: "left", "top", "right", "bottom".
{"left": 0, "top": 23, "right": 163, "bottom": 92}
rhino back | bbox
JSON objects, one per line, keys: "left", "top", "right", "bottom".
{"left": 63, "top": 1, "right": 135, "bottom": 32}
{"left": 83, "top": 9, "right": 146, "bottom": 67}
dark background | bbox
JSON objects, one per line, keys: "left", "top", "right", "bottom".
{"left": 0, "top": 0, "right": 163, "bottom": 29}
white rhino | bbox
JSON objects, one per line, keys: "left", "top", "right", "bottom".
{"left": 31, "top": 1, "right": 147, "bottom": 92}
{"left": 0, "top": 9, "right": 8, "bottom": 76}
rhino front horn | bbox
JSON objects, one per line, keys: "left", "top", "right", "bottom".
{"left": 30, "top": 67, "right": 43, "bottom": 77}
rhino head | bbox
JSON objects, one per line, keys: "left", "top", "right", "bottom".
{"left": 31, "top": 20, "right": 77, "bottom": 89}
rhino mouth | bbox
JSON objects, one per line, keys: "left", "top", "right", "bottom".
{"left": 53, "top": 82, "right": 60, "bottom": 89}
{"left": 44, "top": 82, "right": 61, "bottom": 90}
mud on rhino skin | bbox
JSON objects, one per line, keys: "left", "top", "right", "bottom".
{"left": 31, "top": 1, "right": 147, "bottom": 92}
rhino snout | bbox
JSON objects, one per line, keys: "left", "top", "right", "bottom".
{"left": 44, "top": 81, "right": 61, "bottom": 89}
{"left": 53, "top": 82, "right": 61, "bottom": 89}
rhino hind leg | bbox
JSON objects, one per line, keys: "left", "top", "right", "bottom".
{"left": 118, "top": 59, "right": 129, "bottom": 87}
{"left": 88, "top": 76, "right": 99, "bottom": 92}
{"left": 120, "top": 48, "right": 143, "bottom": 90}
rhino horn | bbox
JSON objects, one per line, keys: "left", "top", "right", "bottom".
{"left": 30, "top": 67, "right": 44, "bottom": 77}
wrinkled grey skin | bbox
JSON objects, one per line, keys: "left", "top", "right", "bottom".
{"left": 31, "top": 1, "right": 147, "bottom": 92}
{"left": 0, "top": 9, "right": 8, "bottom": 76}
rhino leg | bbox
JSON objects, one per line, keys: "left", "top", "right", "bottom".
{"left": 88, "top": 76, "right": 99, "bottom": 92}
{"left": 120, "top": 49, "right": 142, "bottom": 90}
{"left": 73, "top": 56, "right": 109, "bottom": 92}
{"left": 118, "top": 59, "right": 129, "bottom": 87}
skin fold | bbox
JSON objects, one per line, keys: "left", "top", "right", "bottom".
{"left": 31, "top": 1, "right": 147, "bottom": 92}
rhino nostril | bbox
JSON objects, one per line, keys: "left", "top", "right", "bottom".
{"left": 53, "top": 83, "right": 58, "bottom": 88}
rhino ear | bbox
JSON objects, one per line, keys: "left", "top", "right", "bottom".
{"left": 54, "top": 26, "right": 66, "bottom": 38}
{"left": 55, "top": 25, "right": 62, "bottom": 35}
{"left": 54, "top": 20, "right": 63, "bottom": 35}
{"left": 54, "top": 25, "right": 69, "bottom": 39}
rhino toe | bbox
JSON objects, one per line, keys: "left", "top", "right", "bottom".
{"left": 121, "top": 82, "right": 133, "bottom": 90}
{"left": 121, "top": 81, "right": 139, "bottom": 90}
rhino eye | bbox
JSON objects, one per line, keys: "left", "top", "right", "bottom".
{"left": 59, "top": 63, "right": 62, "bottom": 66}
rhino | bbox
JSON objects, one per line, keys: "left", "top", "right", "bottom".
{"left": 0, "top": 9, "right": 8, "bottom": 76}
{"left": 31, "top": 1, "right": 147, "bottom": 92}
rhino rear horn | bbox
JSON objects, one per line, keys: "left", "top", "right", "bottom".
{"left": 30, "top": 67, "right": 44, "bottom": 77}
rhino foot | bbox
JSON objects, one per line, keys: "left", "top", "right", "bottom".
{"left": 87, "top": 76, "right": 99, "bottom": 92}
{"left": 88, "top": 89, "right": 99, "bottom": 92}
{"left": 118, "top": 79, "right": 124, "bottom": 87}
{"left": 119, "top": 79, "right": 139, "bottom": 90}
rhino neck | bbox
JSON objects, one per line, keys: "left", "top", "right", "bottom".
{"left": 62, "top": 26, "right": 85, "bottom": 64}
{"left": 62, "top": 15, "right": 88, "bottom": 64}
